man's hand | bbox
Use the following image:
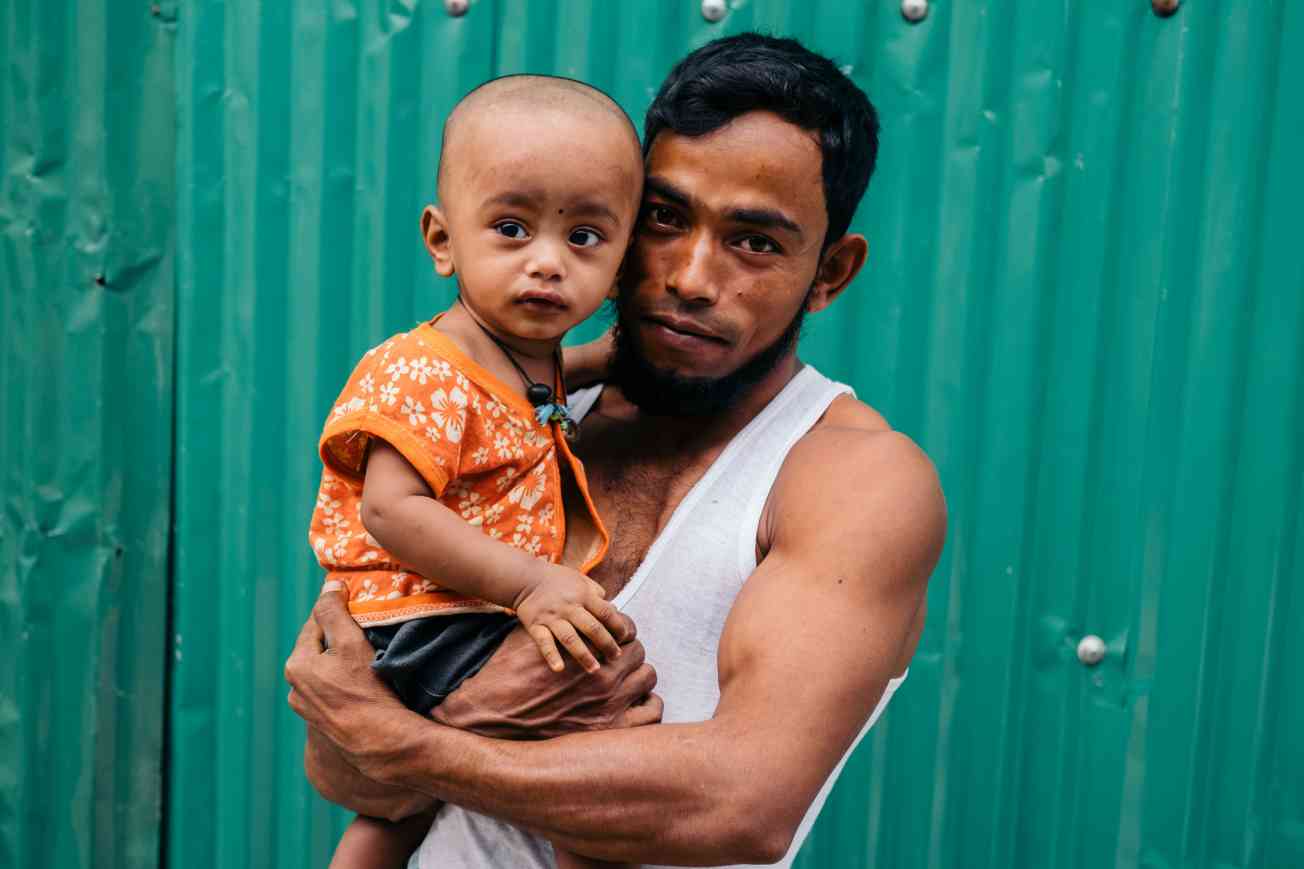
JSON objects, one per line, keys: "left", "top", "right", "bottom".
{"left": 433, "top": 621, "right": 662, "bottom": 740}
{"left": 285, "top": 583, "right": 428, "bottom": 777}
{"left": 304, "top": 726, "right": 435, "bottom": 821}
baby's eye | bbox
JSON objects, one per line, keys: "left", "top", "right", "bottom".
{"left": 494, "top": 221, "right": 529, "bottom": 240}
{"left": 569, "top": 228, "right": 603, "bottom": 248}
{"left": 738, "top": 235, "right": 779, "bottom": 254}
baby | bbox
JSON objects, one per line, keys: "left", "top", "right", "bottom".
{"left": 307, "top": 76, "right": 643, "bottom": 869}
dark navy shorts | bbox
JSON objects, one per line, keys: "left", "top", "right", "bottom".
{"left": 365, "top": 612, "right": 517, "bottom": 716}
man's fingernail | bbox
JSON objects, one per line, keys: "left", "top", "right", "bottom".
{"left": 321, "top": 580, "right": 344, "bottom": 594}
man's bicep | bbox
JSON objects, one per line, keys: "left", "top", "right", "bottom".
{"left": 713, "top": 429, "right": 944, "bottom": 817}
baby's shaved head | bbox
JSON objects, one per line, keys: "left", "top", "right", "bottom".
{"left": 437, "top": 75, "right": 642, "bottom": 200}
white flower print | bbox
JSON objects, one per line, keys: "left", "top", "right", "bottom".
{"left": 379, "top": 383, "right": 399, "bottom": 405}
{"left": 482, "top": 503, "right": 505, "bottom": 525}
{"left": 355, "top": 579, "right": 379, "bottom": 602}
{"left": 385, "top": 356, "right": 411, "bottom": 382}
{"left": 408, "top": 356, "right": 435, "bottom": 385}
{"left": 430, "top": 387, "right": 468, "bottom": 443}
{"left": 424, "top": 426, "right": 442, "bottom": 443}
{"left": 470, "top": 446, "right": 491, "bottom": 466}
{"left": 359, "top": 373, "right": 375, "bottom": 395}
{"left": 458, "top": 490, "right": 484, "bottom": 521}
{"left": 495, "top": 467, "right": 519, "bottom": 492}
{"left": 508, "top": 470, "right": 546, "bottom": 510}
{"left": 323, "top": 511, "right": 350, "bottom": 534}
{"left": 510, "top": 533, "right": 543, "bottom": 556}
{"left": 493, "top": 433, "right": 513, "bottom": 459}
{"left": 515, "top": 514, "right": 534, "bottom": 533}
{"left": 431, "top": 359, "right": 452, "bottom": 380}
{"left": 402, "top": 395, "right": 427, "bottom": 426}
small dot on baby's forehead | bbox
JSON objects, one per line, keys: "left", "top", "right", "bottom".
{"left": 558, "top": 208, "right": 565, "bottom": 214}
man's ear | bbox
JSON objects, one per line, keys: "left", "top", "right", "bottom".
{"left": 421, "top": 205, "right": 456, "bottom": 277}
{"left": 806, "top": 233, "right": 868, "bottom": 313}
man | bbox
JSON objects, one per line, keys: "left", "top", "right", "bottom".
{"left": 286, "top": 33, "right": 946, "bottom": 868}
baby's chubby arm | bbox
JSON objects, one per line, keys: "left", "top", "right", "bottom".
{"left": 360, "top": 441, "right": 628, "bottom": 672}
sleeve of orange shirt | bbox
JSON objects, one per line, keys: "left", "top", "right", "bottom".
{"left": 319, "top": 334, "right": 470, "bottom": 497}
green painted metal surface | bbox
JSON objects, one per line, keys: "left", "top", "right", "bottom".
{"left": 0, "top": 1, "right": 176, "bottom": 867}
{"left": 4, "top": 0, "right": 1303, "bottom": 867}
{"left": 168, "top": 2, "right": 1304, "bottom": 867}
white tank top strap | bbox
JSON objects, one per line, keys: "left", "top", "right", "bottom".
{"left": 567, "top": 383, "right": 604, "bottom": 422}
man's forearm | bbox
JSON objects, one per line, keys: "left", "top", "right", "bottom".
{"left": 373, "top": 716, "right": 796, "bottom": 865}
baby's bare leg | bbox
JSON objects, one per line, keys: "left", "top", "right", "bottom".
{"left": 553, "top": 847, "right": 635, "bottom": 869}
{"left": 331, "top": 809, "right": 439, "bottom": 869}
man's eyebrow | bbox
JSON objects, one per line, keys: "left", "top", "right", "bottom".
{"left": 727, "top": 207, "right": 803, "bottom": 238}
{"left": 644, "top": 176, "right": 692, "bottom": 208}
{"left": 645, "top": 176, "right": 804, "bottom": 239}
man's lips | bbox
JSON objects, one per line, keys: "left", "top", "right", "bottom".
{"left": 643, "top": 314, "right": 728, "bottom": 344}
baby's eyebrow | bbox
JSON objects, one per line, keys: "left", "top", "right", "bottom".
{"left": 485, "top": 191, "right": 540, "bottom": 210}
{"left": 564, "top": 198, "right": 620, "bottom": 225}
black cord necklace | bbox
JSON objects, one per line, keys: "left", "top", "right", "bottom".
{"left": 461, "top": 301, "right": 578, "bottom": 438}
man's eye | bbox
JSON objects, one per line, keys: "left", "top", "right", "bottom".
{"left": 739, "top": 235, "right": 779, "bottom": 254}
{"left": 646, "top": 206, "right": 680, "bottom": 228}
{"left": 569, "top": 228, "right": 602, "bottom": 248}
{"left": 494, "top": 221, "right": 529, "bottom": 239}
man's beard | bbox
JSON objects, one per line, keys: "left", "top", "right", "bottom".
{"left": 610, "top": 295, "right": 808, "bottom": 418}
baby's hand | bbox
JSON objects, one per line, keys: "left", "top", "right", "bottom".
{"left": 513, "top": 567, "right": 624, "bottom": 673}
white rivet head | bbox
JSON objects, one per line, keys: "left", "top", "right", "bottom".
{"left": 1077, "top": 635, "right": 1107, "bottom": 666}
{"left": 901, "top": 0, "right": 929, "bottom": 22}
{"left": 444, "top": 0, "right": 469, "bottom": 17}
{"left": 701, "top": 0, "right": 728, "bottom": 23}
{"left": 1152, "top": 0, "right": 1180, "bottom": 16}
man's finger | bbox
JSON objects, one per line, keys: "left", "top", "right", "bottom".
{"left": 621, "top": 693, "right": 663, "bottom": 727}
{"left": 286, "top": 610, "right": 326, "bottom": 686}
{"left": 313, "top": 580, "right": 363, "bottom": 653}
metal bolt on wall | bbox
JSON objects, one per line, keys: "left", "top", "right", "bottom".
{"left": 901, "top": 0, "right": 928, "bottom": 23}
{"left": 701, "top": 0, "right": 728, "bottom": 22}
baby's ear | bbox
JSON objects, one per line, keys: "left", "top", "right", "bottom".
{"left": 421, "top": 206, "right": 456, "bottom": 277}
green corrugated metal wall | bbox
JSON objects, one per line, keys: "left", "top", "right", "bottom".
{"left": 1, "top": 1, "right": 176, "bottom": 867}
{"left": 4, "top": 1, "right": 1304, "bottom": 867}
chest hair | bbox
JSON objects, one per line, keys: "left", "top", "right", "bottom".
{"left": 565, "top": 418, "right": 722, "bottom": 598}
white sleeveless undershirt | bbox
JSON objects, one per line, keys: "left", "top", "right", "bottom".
{"left": 412, "top": 365, "right": 907, "bottom": 868}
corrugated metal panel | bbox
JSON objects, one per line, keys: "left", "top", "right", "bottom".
{"left": 167, "top": 2, "right": 1304, "bottom": 868}
{"left": 0, "top": 2, "right": 176, "bottom": 868}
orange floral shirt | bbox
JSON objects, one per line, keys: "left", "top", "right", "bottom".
{"left": 308, "top": 321, "right": 608, "bottom": 627}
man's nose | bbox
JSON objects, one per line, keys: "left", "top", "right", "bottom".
{"left": 525, "top": 240, "right": 566, "bottom": 282}
{"left": 666, "top": 231, "right": 718, "bottom": 305}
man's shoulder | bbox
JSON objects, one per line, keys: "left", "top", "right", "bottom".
{"left": 766, "top": 392, "right": 945, "bottom": 558}
{"left": 799, "top": 391, "right": 930, "bottom": 480}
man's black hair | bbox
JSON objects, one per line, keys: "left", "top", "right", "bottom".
{"left": 642, "top": 32, "right": 879, "bottom": 246}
